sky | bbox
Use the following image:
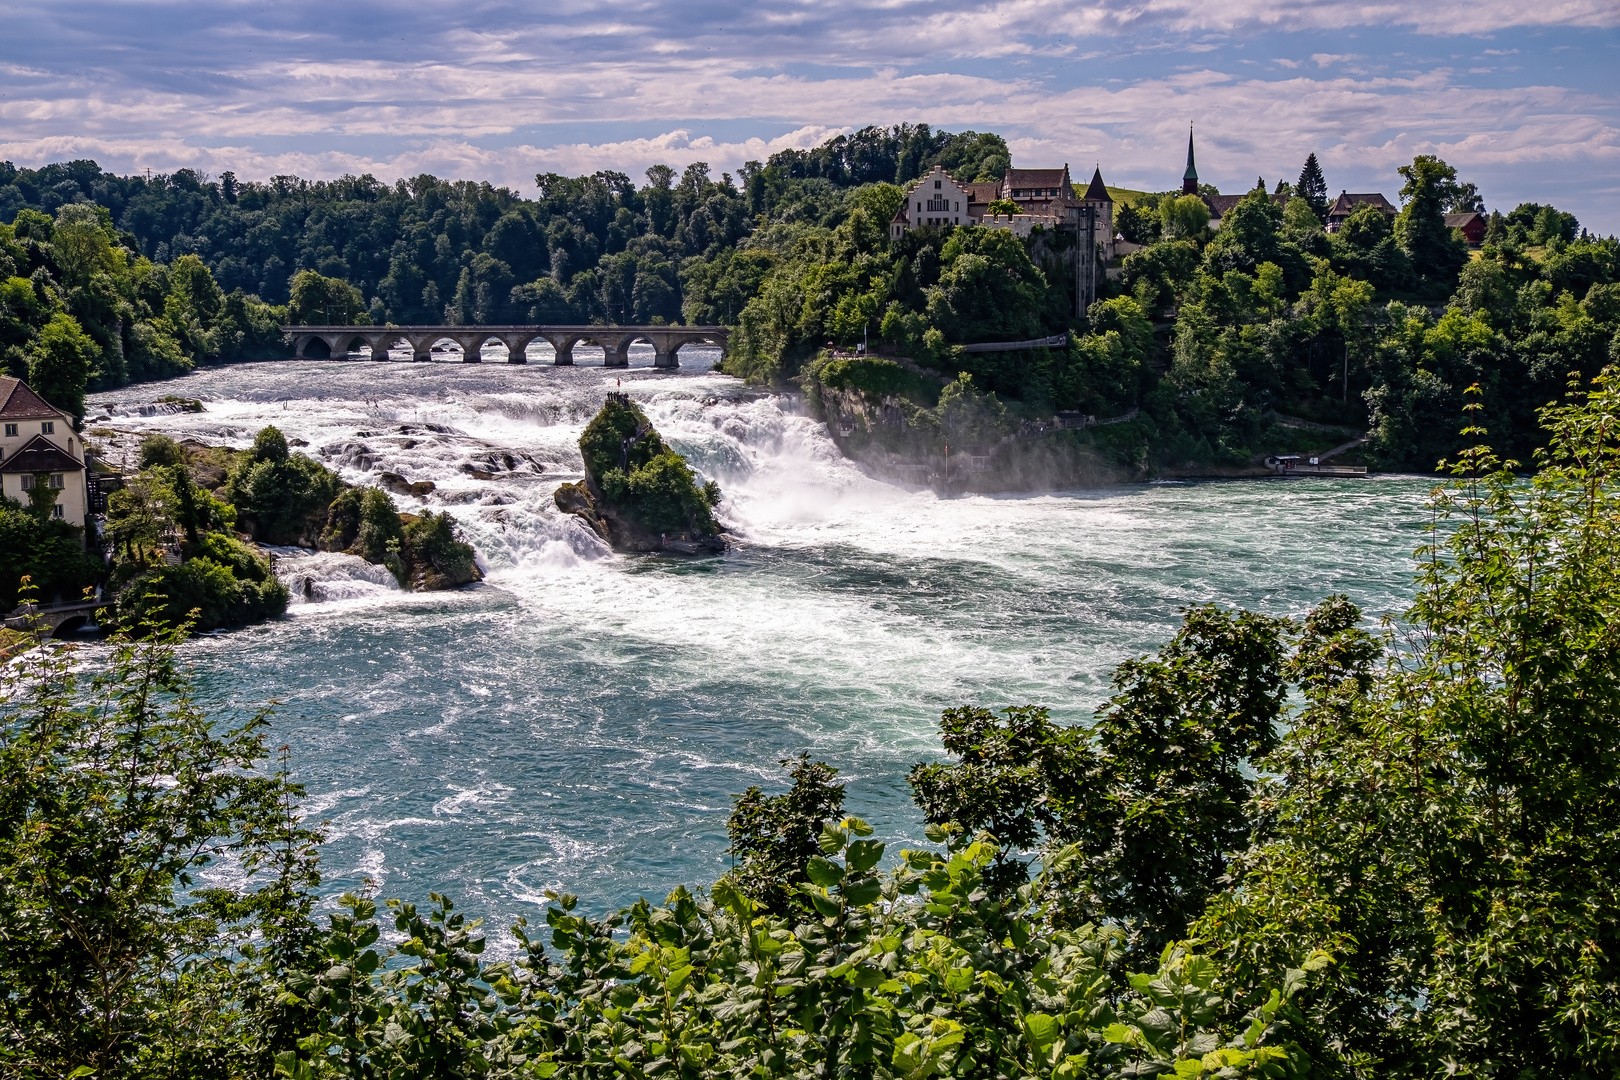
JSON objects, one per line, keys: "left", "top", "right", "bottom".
{"left": 0, "top": 0, "right": 1616, "bottom": 231}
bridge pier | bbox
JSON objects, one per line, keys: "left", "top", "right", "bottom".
{"left": 546, "top": 334, "right": 578, "bottom": 365}
{"left": 600, "top": 334, "right": 632, "bottom": 368}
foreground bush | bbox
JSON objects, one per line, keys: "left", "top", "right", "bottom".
{"left": 10, "top": 372, "right": 1620, "bottom": 1077}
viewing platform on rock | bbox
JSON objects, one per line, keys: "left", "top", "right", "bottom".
{"left": 282, "top": 324, "right": 728, "bottom": 368}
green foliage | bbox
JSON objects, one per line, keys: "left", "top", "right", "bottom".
{"left": 725, "top": 754, "right": 846, "bottom": 915}
{"left": 115, "top": 550, "right": 289, "bottom": 631}
{"left": 138, "top": 431, "right": 186, "bottom": 468}
{"left": 1159, "top": 195, "right": 1211, "bottom": 240}
{"left": 227, "top": 426, "right": 343, "bottom": 545}
{"left": 404, "top": 511, "right": 478, "bottom": 583}
{"left": 936, "top": 373, "right": 1011, "bottom": 447}
{"left": 1295, "top": 153, "right": 1328, "bottom": 220}
{"left": 354, "top": 487, "right": 405, "bottom": 580}
{"left": 27, "top": 311, "right": 95, "bottom": 417}
{"left": 1395, "top": 155, "right": 1469, "bottom": 289}
{"left": 0, "top": 612, "right": 318, "bottom": 1076}
{"left": 286, "top": 269, "right": 367, "bottom": 325}
{"left": 0, "top": 496, "right": 99, "bottom": 609}
{"left": 580, "top": 395, "right": 722, "bottom": 537}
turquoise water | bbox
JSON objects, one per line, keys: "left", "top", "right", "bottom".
{"left": 90, "top": 349, "right": 1436, "bottom": 945}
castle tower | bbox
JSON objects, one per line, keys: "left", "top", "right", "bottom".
{"left": 1182, "top": 125, "right": 1199, "bottom": 195}
{"left": 1082, "top": 165, "right": 1114, "bottom": 258}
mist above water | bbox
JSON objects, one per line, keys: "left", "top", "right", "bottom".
{"left": 89, "top": 346, "right": 1435, "bottom": 945}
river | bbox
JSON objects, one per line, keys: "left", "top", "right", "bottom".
{"left": 88, "top": 345, "right": 1436, "bottom": 944}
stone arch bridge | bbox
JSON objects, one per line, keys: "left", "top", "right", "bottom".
{"left": 282, "top": 324, "right": 728, "bottom": 368}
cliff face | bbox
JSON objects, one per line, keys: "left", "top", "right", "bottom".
{"left": 819, "top": 385, "right": 1133, "bottom": 492}
{"left": 555, "top": 477, "right": 725, "bottom": 554}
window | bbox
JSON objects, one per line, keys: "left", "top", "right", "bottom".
{"left": 3, "top": 424, "right": 15, "bottom": 437}
{"left": 49, "top": 473, "right": 64, "bottom": 489}
{"left": 20, "top": 474, "right": 34, "bottom": 489}
{"left": 41, "top": 421, "right": 53, "bottom": 435}
{"left": 52, "top": 504, "right": 63, "bottom": 519}
{"left": 934, "top": 179, "right": 942, "bottom": 188}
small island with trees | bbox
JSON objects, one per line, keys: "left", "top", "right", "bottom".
{"left": 555, "top": 393, "right": 725, "bottom": 554}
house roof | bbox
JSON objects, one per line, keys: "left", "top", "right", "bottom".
{"left": 1082, "top": 167, "right": 1111, "bottom": 203}
{"left": 0, "top": 377, "right": 62, "bottom": 421}
{"left": 963, "top": 182, "right": 1001, "bottom": 205}
{"left": 1205, "top": 192, "right": 1290, "bottom": 218}
{"left": 1444, "top": 211, "right": 1486, "bottom": 228}
{"left": 1004, "top": 167, "right": 1072, "bottom": 191}
{"left": 0, "top": 434, "right": 82, "bottom": 474}
{"left": 1327, "top": 191, "right": 1397, "bottom": 217}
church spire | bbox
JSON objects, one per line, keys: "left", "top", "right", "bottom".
{"left": 1182, "top": 124, "right": 1199, "bottom": 195}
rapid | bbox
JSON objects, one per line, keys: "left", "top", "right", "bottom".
{"left": 87, "top": 345, "right": 1435, "bottom": 940}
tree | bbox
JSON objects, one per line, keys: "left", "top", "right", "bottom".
{"left": 1204, "top": 374, "right": 1620, "bottom": 1075}
{"left": 0, "top": 610, "right": 318, "bottom": 1075}
{"left": 1159, "top": 194, "right": 1211, "bottom": 240}
{"left": 1296, "top": 153, "right": 1328, "bottom": 219}
{"left": 287, "top": 269, "right": 367, "bottom": 325}
{"left": 1395, "top": 155, "right": 1469, "bottom": 289}
{"left": 26, "top": 312, "right": 95, "bottom": 418}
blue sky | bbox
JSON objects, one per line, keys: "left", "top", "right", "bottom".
{"left": 1, "top": 0, "right": 1616, "bottom": 229}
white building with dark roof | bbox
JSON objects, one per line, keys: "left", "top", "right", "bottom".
{"left": 0, "top": 376, "right": 89, "bottom": 529}
{"left": 890, "top": 165, "right": 976, "bottom": 239}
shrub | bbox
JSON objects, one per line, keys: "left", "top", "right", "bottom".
{"left": 225, "top": 426, "right": 342, "bottom": 545}
{"left": 404, "top": 511, "right": 476, "bottom": 580}
{"left": 137, "top": 433, "right": 186, "bottom": 469}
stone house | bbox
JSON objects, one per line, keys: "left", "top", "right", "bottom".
{"left": 0, "top": 376, "right": 89, "bottom": 531}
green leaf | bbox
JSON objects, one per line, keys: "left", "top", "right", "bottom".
{"left": 1022, "top": 1012, "right": 1060, "bottom": 1052}
{"left": 844, "top": 878, "right": 882, "bottom": 907}
{"left": 806, "top": 855, "right": 845, "bottom": 887}
{"left": 843, "top": 816, "right": 875, "bottom": 836}
{"left": 808, "top": 889, "right": 842, "bottom": 919}
{"left": 819, "top": 824, "right": 848, "bottom": 853}
{"left": 846, "top": 838, "right": 885, "bottom": 873}
{"left": 1101, "top": 1023, "right": 1139, "bottom": 1045}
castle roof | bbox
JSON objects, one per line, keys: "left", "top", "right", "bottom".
{"left": 963, "top": 181, "right": 1001, "bottom": 205}
{"left": 1082, "top": 167, "right": 1111, "bottom": 203}
{"left": 0, "top": 376, "right": 62, "bottom": 420}
{"left": 1004, "top": 167, "right": 1072, "bottom": 190}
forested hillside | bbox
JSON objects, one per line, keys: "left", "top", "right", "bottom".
{"left": 1, "top": 124, "right": 1616, "bottom": 471}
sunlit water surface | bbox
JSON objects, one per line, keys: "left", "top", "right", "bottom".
{"left": 88, "top": 346, "right": 1436, "bottom": 946}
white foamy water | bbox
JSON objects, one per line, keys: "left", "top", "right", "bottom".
{"left": 89, "top": 347, "right": 1435, "bottom": 946}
